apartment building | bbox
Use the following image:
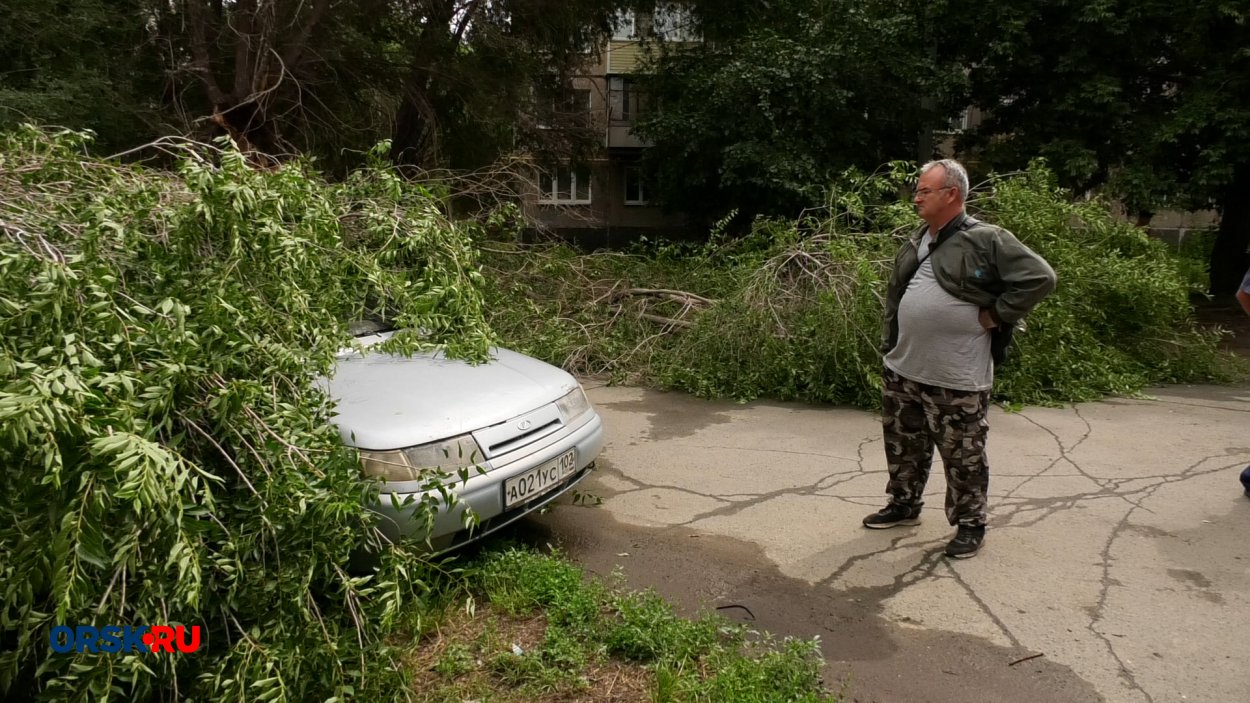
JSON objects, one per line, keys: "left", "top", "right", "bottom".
{"left": 521, "top": 5, "right": 696, "bottom": 248}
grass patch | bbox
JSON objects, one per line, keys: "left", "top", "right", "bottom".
{"left": 400, "top": 545, "right": 839, "bottom": 702}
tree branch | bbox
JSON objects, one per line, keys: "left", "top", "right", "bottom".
{"left": 609, "top": 287, "right": 717, "bottom": 306}
{"left": 453, "top": 0, "right": 482, "bottom": 45}
{"left": 637, "top": 313, "right": 693, "bottom": 329}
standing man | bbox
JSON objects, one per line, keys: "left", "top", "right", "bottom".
{"left": 864, "top": 159, "right": 1056, "bottom": 558}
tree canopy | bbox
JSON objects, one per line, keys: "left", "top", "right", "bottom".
{"left": 1, "top": 0, "right": 631, "bottom": 171}
{"left": 946, "top": 0, "right": 1250, "bottom": 292}
{"left": 3, "top": 0, "right": 1248, "bottom": 285}
{"left": 633, "top": 0, "right": 966, "bottom": 224}
{"left": 628, "top": 0, "right": 1250, "bottom": 289}
{"left": 0, "top": 0, "right": 165, "bottom": 153}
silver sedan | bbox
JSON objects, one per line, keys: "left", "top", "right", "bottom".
{"left": 327, "top": 324, "right": 604, "bottom": 552}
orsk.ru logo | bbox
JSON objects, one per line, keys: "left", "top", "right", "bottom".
{"left": 49, "top": 625, "right": 203, "bottom": 653}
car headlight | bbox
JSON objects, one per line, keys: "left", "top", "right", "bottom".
{"left": 555, "top": 386, "right": 592, "bottom": 422}
{"left": 359, "top": 435, "right": 485, "bottom": 484}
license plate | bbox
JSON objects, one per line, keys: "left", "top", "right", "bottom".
{"left": 504, "top": 449, "right": 576, "bottom": 508}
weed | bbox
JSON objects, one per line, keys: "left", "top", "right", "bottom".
{"left": 414, "top": 546, "right": 841, "bottom": 701}
{"left": 432, "top": 643, "right": 475, "bottom": 679}
{"left": 606, "top": 591, "right": 724, "bottom": 663}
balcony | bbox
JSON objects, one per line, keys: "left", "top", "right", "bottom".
{"left": 607, "top": 78, "right": 651, "bottom": 149}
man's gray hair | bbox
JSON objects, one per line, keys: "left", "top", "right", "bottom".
{"left": 920, "top": 159, "right": 970, "bottom": 202}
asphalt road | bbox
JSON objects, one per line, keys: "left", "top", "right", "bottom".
{"left": 522, "top": 381, "right": 1250, "bottom": 703}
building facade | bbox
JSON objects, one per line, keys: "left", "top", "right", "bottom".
{"left": 521, "top": 6, "right": 695, "bottom": 248}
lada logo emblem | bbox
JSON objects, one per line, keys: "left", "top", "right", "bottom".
{"left": 517, "top": 419, "right": 533, "bottom": 430}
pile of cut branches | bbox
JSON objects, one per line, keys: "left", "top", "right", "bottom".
{"left": 481, "top": 163, "right": 1242, "bottom": 407}
{"left": 604, "top": 286, "right": 717, "bottom": 330}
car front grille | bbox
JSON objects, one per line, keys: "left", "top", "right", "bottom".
{"left": 486, "top": 418, "right": 561, "bottom": 455}
{"left": 471, "top": 403, "right": 564, "bottom": 459}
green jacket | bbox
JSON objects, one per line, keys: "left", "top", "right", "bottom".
{"left": 882, "top": 212, "right": 1057, "bottom": 354}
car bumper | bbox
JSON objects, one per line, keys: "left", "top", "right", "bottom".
{"left": 368, "top": 411, "right": 605, "bottom": 552}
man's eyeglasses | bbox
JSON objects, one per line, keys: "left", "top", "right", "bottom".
{"left": 913, "top": 186, "right": 955, "bottom": 198}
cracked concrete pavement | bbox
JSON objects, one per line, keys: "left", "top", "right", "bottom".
{"left": 527, "top": 382, "right": 1250, "bottom": 703}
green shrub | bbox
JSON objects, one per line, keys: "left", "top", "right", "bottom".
{"left": 987, "top": 165, "right": 1241, "bottom": 403}
{"left": 0, "top": 126, "right": 492, "bottom": 701}
{"left": 482, "top": 162, "right": 1242, "bottom": 408}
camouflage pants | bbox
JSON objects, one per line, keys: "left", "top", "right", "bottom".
{"left": 881, "top": 367, "right": 990, "bottom": 527}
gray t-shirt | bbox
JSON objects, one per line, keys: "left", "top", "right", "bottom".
{"left": 884, "top": 233, "right": 993, "bottom": 391}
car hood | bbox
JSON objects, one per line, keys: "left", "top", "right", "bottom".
{"left": 325, "top": 345, "right": 578, "bottom": 451}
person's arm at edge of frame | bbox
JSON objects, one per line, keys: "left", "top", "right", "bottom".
{"left": 1238, "top": 265, "right": 1250, "bottom": 317}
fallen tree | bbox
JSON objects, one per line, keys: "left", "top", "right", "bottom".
{"left": 481, "top": 163, "right": 1243, "bottom": 407}
{"left": 0, "top": 126, "right": 492, "bottom": 701}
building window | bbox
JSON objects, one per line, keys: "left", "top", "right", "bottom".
{"left": 949, "top": 108, "right": 971, "bottom": 133}
{"left": 938, "top": 107, "right": 982, "bottom": 135}
{"left": 538, "top": 166, "right": 592, "bottom": 205}
{"left": 539, "top": 87, "right": 592, "bottom": 129}
{"left": 561, "top": 88, "right": 592, "bottom": 117}
{"left": 624, "top": 166, "right": 648, "bottom": 205}
{"left": 612, "top": 10, "right": 637, "bottom": 40}
{"left": 652, "top": 3, "right": 698, "bottom": 42}
{"left": 608, "top": 77, "right": 648, "bottom": 123}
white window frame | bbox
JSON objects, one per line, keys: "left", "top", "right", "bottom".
{"left": 623, "top": 166, "right": 648, "bottom": 205}
{"left": 612, "top": 10, "right": 637, "bottom": 40}
{"left": 951, "top": 108, "right": 971, "bottom": 132}
{"left": 537, "top": 166, "right": 593, "bottom": 205}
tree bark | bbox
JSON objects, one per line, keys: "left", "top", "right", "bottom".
{"left": 1209, "top": 163, "right": 1250, "bottom": 296}
{"left": 185, "top": 0, "right": 228, "bottom": 105}
{"left": 390, "top": 92, "right": 436, "bottom": 166}
{"left": 232, "top": 0, "right": 257, "bottom": 100}
{"left": 281, "top": 0, "right": 332, "bottom": 69}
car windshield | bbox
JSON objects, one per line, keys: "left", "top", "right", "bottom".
{"left": 349, "top": 319, "right": 394, "bottom": 338}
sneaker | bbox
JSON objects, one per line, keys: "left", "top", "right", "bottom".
{"left": 862, "top": 504, "right": 921, "bottom": 529}
{"left": 945, "top": 525, "right": 986, "bottom": 559}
